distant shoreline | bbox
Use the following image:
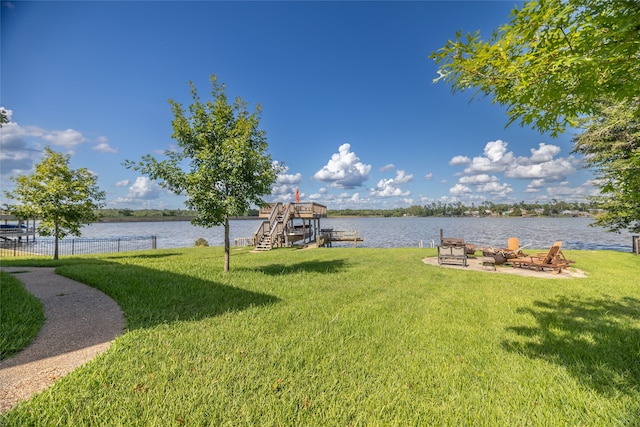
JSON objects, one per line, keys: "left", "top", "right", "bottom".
{"left": 95, "top": 214, "right": 590, "bottom": 223}
{"left": 96, "top": 216, "right": 258, "bottom": 223}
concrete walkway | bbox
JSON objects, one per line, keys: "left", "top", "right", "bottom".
{"left": 0, "top": 267, "right": 125, "bottom": 413}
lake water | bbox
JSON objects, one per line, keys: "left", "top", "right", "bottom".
{"left": 76, "top": 217, "right": 635, "bottom": 252}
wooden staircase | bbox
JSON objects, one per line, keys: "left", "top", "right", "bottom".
{"left": 254, "top": 203, "right": 292, "bottom": 251}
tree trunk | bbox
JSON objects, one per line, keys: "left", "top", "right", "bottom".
{"left": 224, "top": 216, "right": 230, "bottom": 273}
{"left": 53, "top": 221, "right": 59, "bottom": 260}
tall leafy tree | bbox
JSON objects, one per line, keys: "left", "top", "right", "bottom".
{"left": 431, "top": 0, "right": 640, "bottom": 234}
{"left": 573, "top": 99, "right": 640, "bottom": 233}
{"left": 125, "top": 75, "right": 282, "bottom": 272}
{"left": 5, "top": 147, "right": 106, "bottom": 260}
{"left": 430, "top": 0, "right": 640, "bottom": 136}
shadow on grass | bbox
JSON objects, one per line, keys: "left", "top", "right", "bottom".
{"left": 247, "top": 259, "right": 348, "bottom": 275}
{"left": 503, "top": 295, "right": 640, "bottom": 396}
{"left": 56, "top": 260, "right": 280, "bottom": 331}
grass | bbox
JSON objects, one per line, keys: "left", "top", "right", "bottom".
{"left": 0, "top": 271, "right": 45, "bottom": 360}
{"left": 1, "top": 247, "right": 639, "bottom": 425}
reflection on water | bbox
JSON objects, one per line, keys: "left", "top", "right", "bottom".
{"left": 76, "top": 217, "right": 634, "bottom": 252}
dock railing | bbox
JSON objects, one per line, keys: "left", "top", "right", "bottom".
{"left": 259, "top": 202, "right": 327, "bottom": 219}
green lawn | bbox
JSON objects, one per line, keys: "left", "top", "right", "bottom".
{"left": 1, "top": 247, "right": 639, "bottom": 426}
{"left": 0, "top": 272, "right": 45, "bottom": 360}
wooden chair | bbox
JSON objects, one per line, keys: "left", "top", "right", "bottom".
{"left": 505, "top": 237, "right": 528, "bottom": 258}
{"left": 511, "top": 241, "right": 572, "bottom": 274}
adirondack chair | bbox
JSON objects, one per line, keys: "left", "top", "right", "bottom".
{"left": 505, "top": 237, "right": 528, "bottom": 258}
{"left": 511, "top": 241, "right": 572, "bottom": 274}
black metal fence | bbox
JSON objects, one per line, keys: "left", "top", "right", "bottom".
{"left": 0, "top": 236, "right": 157, "bottom": 258}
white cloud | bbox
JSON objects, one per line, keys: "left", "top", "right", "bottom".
{"left": 0, "top": 112, "right": 42, "bottom": 177}
{"left": 505, "top": 157, "right": 576, "bottom": 180}
{"left": 449, "top": 155, "right": 470, "bottom": 166}
{"left": 476, "top": 181, "right": 513, "bottom": 196}
{"left": 275, "top": 165, "right": 302, "bottom": 185}
{"left": 115, "top": 177, "right": 162, "bottom": 203}
{"left": 115, "top": 179, "right": 130, "bottom": 187}
{"left": 527, "top": 143, "right": 561, "bottom": 164}
{"left": 270, "top": 164, "right": 303, "bottom": 200}
{"left": 451, "top": 139, "right": 578, "bottom": 185}
{"left": 484, "top": 140, "right": 513, "bottom": 164}
{"left": 0, "top": 110, "right": 92, "bottom": 179}
{"left": 525, "top": 178, "right": 546, "bottom": 193}
{"left": 458, "top": 174, "right": 495, "bottom": 185}
{"left": 380, "top": 163, "right": 395, "bottom": 172}
{"left": 313, "top": 143, "right": 371, "bottom": 188}
{"left": 41, "top": 128, "right": 86, "bottom": 149}
{"left": 370, "top": 169, "right": 413, "bottom": 197}
{"left": 93, "top": 136, "right": 117, "bottom": 153}
{"left": 424, "top": 172, "right": 433, "bottom": 180}
{"left": 449, "top": 183, "right": 472, "bottom": 195}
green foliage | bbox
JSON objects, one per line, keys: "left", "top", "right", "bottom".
{"left": 4, "top": 147, "right": 106, "bottom": 259}
{"left": 194, "top": 237, "right": 209, "bottom": 247}
{"left": 124, "top": 75, "right": 282, "bottom": 271}
{"left": 0, "top": 108, "right": 7, "bottom": 127}
{"left": 328, "top": 200, "right": 596, "bottom": 217}
{"left": 573, "top": 99, "right": 640, "bottom": 233}
{"left": 431, "top": 0, "right": 640, "bottom": 136}
{"left": 0, "top": 272, "right": 45, "bottom": 360}
{"left": 1, "top": 248, "right": 639, "bottom": 425}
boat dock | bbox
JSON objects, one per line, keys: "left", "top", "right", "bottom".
{"left": 251, "top": 202, "right": 363, "bottom": 250}
{"left": 0, "top": 213, "right": 36, "bottom": 243}
{"left": 319, "top": 229, "right": 363, "bottom": 247}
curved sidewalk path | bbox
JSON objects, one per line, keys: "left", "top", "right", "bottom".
{"left": 0, "top": 267, "right": 125, "bottom": 413}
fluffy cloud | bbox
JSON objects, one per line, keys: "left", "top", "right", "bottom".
{"left": 114, "top": 177, "right": 162, "bottom": 204}
{"left": 270, "top": 164, "right": 303, "bottom": 200}
{"left": 115, "top": 179, "right": 130, "bottom": 187}
{"left": 424, "top": 172, "right": 433, "bottom": 180}
{"left": 93, "top": 136, "right": 117, "bottom": 153}
{"left": 313, "top": 143, "right": 371, "bottom": 189}
{"left": 0, "top": 110, "right": 39, "bottom": 176}
{"left": 505, "top": 157, "right": 576, "bottom": 180}
{"left": 449, "top": 155, "right": 470, "bottom": 166}
{"left": 527, "top": 143, "right": 561, "bottom": 163}
{"left": 380, "top": 164, "right": 395, "bottom": 172}
{"left": 449, "top": 183, "right": 472, "bottom": 195}
{"left": 458, "top": 174, "right": 496, "bottom": 185}
{"left": 0, "top": 108, "right": 92, "bottom": 178}
{"left": 41, "top": 129, "right": 86, "bottom": 149}
{"left": 370, "top": 170, "right": 413, "bottom": 197}
{"left": 449, "top": 139, "right": 579, "bottom": 201}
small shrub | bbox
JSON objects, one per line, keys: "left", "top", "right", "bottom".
{"left": 194, "top": 238, "right": 209, "bottom": 247}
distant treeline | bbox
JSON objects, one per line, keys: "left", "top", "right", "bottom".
{"left": 328, "top": 201, "right": 599, "bottom": 218}
{"left": 95, "top": 208, "right": 260, "bottom": 222}
{"left": 96, "top": 200, "right": 598, "bottom": 222}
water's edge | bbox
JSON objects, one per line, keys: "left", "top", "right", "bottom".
{"left": 64, "top": 217, "right": 635, "bottom": 252}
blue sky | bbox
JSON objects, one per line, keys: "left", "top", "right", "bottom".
{"left": 1, "top": 1, "right": 595, "bottom": 210}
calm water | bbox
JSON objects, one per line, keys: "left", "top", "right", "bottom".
{"left": 76, "top": 217, "right": 635, "bottom": 252}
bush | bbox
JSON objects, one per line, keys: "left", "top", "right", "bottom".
{"left": 194, "top": 238, "right": 209, "bottom": 247}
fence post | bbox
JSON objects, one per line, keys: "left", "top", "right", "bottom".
{"left": 13, "top": 240, "right": 17, "bottom": 257}
{"left": 72, "top": 239, "right": 75, "bottom": 256}
{"left": 633, "top": 236, "right": 639, "bottom": 255}
{"left": 152, "top": 236, "right": 157, "bottom": 249}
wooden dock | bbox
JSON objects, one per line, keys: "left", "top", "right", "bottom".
{"left": 319, "top": 229, "right": 363, "bottom": 247}
{"left": 247, "top": 202, "right": 363, "bottom": 250}
{"left": 254, "top": 202, "right": 327, "bottom": 250}
{"left": 0, "top": 214, "right": 36, "bottom": 243}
